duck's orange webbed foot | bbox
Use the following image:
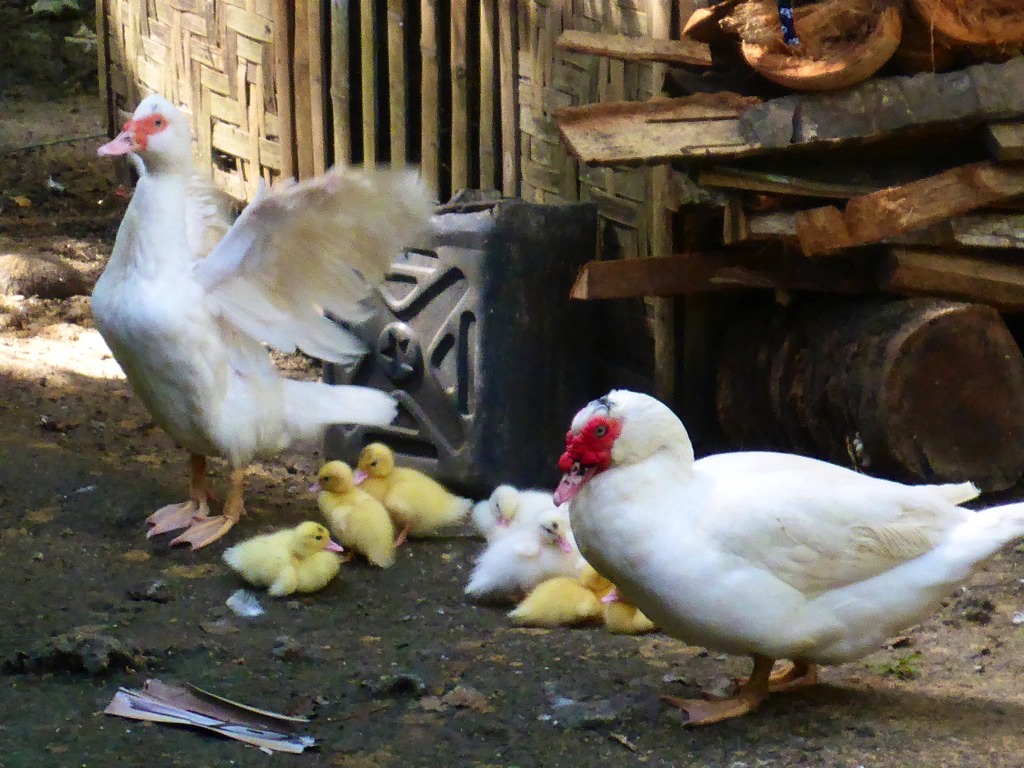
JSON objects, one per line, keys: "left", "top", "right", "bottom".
{"left": 170, "top": 467, "right": 246, "bottom": 550}
{"left": 662, "top": 655, "right": 774, "bottom": 727}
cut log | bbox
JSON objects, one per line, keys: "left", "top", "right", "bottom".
{"left": 908, "top": 0, "right": 1024, "bottom": 47}
{"left": 716, "top": 298, "right": 1024, "bottom": 490}
{"left": 556, "top": 56, "right": 1024, "bottom": 167}
{"left": 987, "top": 122, "right": 1024, "bottom": 162}
{"left": 795, "top": 161, "right": 1024, "bottom": 256}
{"left": 740, "top": 6, "right": 902, "bottom": 92}
{"left": 698, "top": 166, "right": 878, "bottom": 199}
{"left": 555, "top": 94, "right": 761, "bottom": 167}
{"left": 569, "top": 251, "right": 875, "bottom": 300}
{"left": 880, "top": 247, "right": 1024, "bottom": 310}
{"left": 749, "top": 209, "right": 1024, "bottom": 251}
{"left": 555, "top": 30, "right": 712, "bottom": 67}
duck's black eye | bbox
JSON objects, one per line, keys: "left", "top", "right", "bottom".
{"left": 314, "top": 534, "right": 323, "bottom": 540}
{"left": 370, "top": 460, "right": 378, "bottom": 467}
{"left": 594, "top": 425, "right": 607, "bottom": 437}
{"left": 154, "top": 118, "right": 165, "bottom": 127}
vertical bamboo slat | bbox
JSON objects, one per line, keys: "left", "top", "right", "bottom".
{"left": 479, "top": 0, "right": 496, "bottom": 189}
{"left": 450, "top": 0, "right": 469, "bottom": 190}
{"left": 292, "top": 0, "right": 315, "bottom": 178}
{"left": 420, "top": 0, "right": 440, "bottom": 191}
{"left": 308, "top": 0, "right": 327, "bottom": 175}
{"left": 330, "top": 0, "right": 352, "bottom": 166}
{"left": 497, "top": 0, "right": 517, "bottom": 195}
{"left": 360, "top": 0, "right": 377, "bottom": 167}
{"left": 387, "top": 0, "right": 408, "bottom": 166}
{"left": 278, "top": 4, "right": 296, "bottom": 175}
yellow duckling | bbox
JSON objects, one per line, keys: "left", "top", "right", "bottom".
{"left": 508, "top": 576, "right": 603, "bottom": 628}
{"left": 581, "top": 564, "right": 657, "bottom": 634}
{"left": 355, "top": 442, "right": 472, "bottom": 544}
{"left": 222, "top": 521, "right": 343, "bottom": 596}
{"left": 313, "top": 460, "right": 396, "bottom": 568}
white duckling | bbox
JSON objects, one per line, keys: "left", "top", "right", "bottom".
{"left": 470, "top": 484, "right": 557, "bottom": 541}
{"left": 465, "top": 508, "right": 585, "bottom": 602}
{"left": 556, "top": 389, "right": 1024, "bottom": 726}
{"left": 92, "top": 94, "right": 433, "bottom": 548}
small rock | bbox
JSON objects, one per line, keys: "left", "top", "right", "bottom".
{"left": 0, "top": 253, "right": 88, "bottom": 299}
{"left": 957, "top": 595, "right": 996, "bottom": 625}
{"left": 272, "top": 635, "right": 303, "bottom": 662}
{"left": 364, "top": 672, "right": 428, "bottom": 699}
{"left": 126, "top": 580, "right": 172, "bottom": 603}
{"left": 3, "top": 626, "right": 146, "bottom": 675}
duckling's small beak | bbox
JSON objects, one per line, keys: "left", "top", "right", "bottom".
{"left": 601, "top": 587, "right": 620, "bottom": 604}
{"left": 353, "top": 469, "right": 369, "bottom": 484}
{"left": 558, "top": 535, "right": 573, "bottom": 554}
{"left": 326, "top": 539, "right": 344, "bottom": 553}
{"left": 309, "top": 481, "right": 322, "bottom": 494}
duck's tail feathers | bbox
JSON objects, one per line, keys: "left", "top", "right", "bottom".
{"left": 284, "top": 382, "right": 397, "bottom": 443}
{"left": 944, "top": 501, "right": 1024, "bottom": 579}
{"left": 933, "top": 480, "right": 982, "bottom": 506}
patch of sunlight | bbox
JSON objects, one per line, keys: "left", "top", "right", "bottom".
{"left": 0, "top": 324, "right": 126, "bottom": 381}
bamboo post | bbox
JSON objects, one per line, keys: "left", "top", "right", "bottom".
{"left": 450, "top": 0, "right": 469, "bottom": 190}
{"left": 330, "top": 0, "right": 352, "bottom": 166}
{"left": 308, "top": 0, "right": 327, "bottom": 175}
{"left": 272, "top": 0, "right": 295, "bottom": 179}
{"left": 293, "top": 0, "right": 314, "bottom": 178}
{"left": 387, "top": 0, "right": 408, "bottom": 166}
{"left": 421, "top": 0, "right": 440, "bottom": 192}
{"left": 360, "top": 0, "right": 377, "bottom": 167}
{"left": 649, "top": 0, "right": 675, "bottom": 404}
{"left": 478, "top": 0, "right": 496, "bottom": 189}
{"left": 497, "top": 0, "right": 518, "bottom": 195}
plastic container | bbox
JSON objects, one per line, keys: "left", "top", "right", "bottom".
{"left": 323, "top": 197, "right": 598, "bottom": 496}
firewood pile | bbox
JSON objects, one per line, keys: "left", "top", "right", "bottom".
{"left": 554, "top": 0, "right": 1024, "bottom": 489}
{"left": 554, "top": 0, "right": 1024, "bottom": 313}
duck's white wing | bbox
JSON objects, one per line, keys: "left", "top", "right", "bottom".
{"left": 185, "top": 174, "right": 234, "bottom": 260}
{"left": 696, "top": 473, "right": 969, "bottom": 597}
{"left": 193, "top": 166, "right": 434, "bottom": 364}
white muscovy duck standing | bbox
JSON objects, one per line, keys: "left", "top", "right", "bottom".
{"left": 92, "top": 94, "right": 434, "bottom": 549}
{"left": 554, "top": 389, "right": 1024, "bottom": 726}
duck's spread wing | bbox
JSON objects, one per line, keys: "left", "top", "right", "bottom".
{"left": 185, "top": 174, "right": 234, "bottom": 260}
{"left": 193, "top": 166, "right": 434, "bottom": 364}
{"left": 697, "top": 475, "right": 966, "bottom": 596}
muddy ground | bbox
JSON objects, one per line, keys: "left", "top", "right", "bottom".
{"left": 3, "top": 93, "right": 1024, "bottom": 768}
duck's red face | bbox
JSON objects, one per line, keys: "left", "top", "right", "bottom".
{"left": 97, "top": 113, "right": 170, "bottom": 156}
{"left": 553, "top": 414, "right": 621, "bottom": 505}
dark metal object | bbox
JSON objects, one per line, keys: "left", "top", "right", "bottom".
{"left": 324, "top": 198, "right": 598, "bottom": 496}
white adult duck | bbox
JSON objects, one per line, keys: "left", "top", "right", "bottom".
{"left": 93, "top": 94, "right": 433, "bottom": 548}
{"left": 555, "top": 389, "right": 1024, "bottom": 726}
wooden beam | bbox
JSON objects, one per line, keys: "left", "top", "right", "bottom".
{"left": 556, "top": 93, "right": 760, "bottom": 167}
{"left": 987, "top": 123, "right": 1024, "bottom": 162}
{"left": 796, "top": 161, "right": 1024, "bottom": 257}
{"left": 569, "top": 252, "right": 875, "bottom": 300}
{"left": 555, "top": 30, "right": 712, "bottom": 67}
{"left": 750, "top": 210, "right": 1024, "bottom": 249}
{"left": 698, "top": 166, "right": 878, "bottom": 200}
{"left": 556, "top": 56, "right": 1024, "bottom": 168}
{"left": 881, "top": 248, "right": 1024, "bottom": 311}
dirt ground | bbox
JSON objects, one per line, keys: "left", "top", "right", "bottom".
{"left": 4, "top": 93, "right": 1024, "bottom": 768}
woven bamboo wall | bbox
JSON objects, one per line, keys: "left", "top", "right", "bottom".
{"left": 97, "top": 0, "right": 285, "bottom": 201}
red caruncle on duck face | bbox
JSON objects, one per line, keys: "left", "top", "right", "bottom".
{"left": 558, "top": 415, "right": 622, "bottom": 473}
{"left": 553, "top": 414, "right": 622, "bottom": 506}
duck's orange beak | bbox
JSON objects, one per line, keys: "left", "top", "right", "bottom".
{"left": 326, "top": 539, "right": 344, "bottom": 553}
{"left": 97, "top": 123, "right": 139, "bottom": 157}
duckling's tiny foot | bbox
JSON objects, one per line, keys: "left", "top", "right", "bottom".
{"left": 146, "top": 501, "right": 207, "bottom": 537}
{"left": 660, "top": 694, "right": 762, "bottom": 726}
{"left": 169, "top": 515, "right": 236, "bottom": 549}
